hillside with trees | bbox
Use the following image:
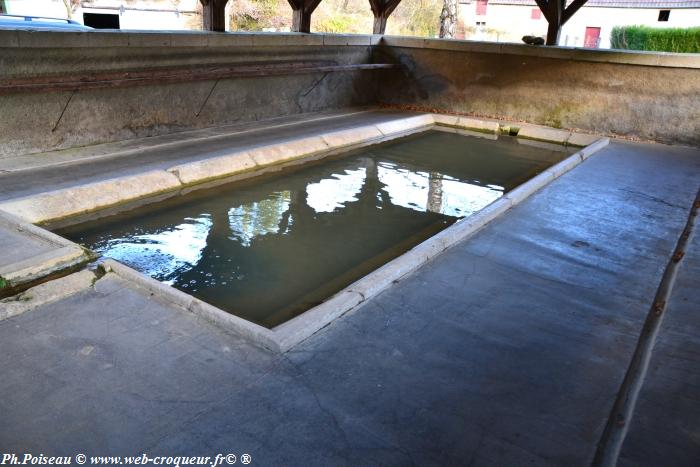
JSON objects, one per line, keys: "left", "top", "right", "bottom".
{"left": 228, "top": 0, "right": 445, "bottom": 36}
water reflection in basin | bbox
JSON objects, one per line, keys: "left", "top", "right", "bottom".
{"left": 58, "top": 130, "right": 569, "bottom": 327}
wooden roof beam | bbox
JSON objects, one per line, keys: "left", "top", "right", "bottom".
{"left": 536, "top": 0, "right": 588, "bottom": 45}
{"left": 370, "top": 0, "right": 402, "bottom": 35}
{"left": 288, "top": 0, "right": 324, "bottom": 33}
{"left": 200, "top": 0, "right": 229, "bottom": 32}
{"left": 562, "top": 0, "right": 588, "bottom": 25}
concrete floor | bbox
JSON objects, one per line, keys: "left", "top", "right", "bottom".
{"left": 618, "top": 207, "right": 700, "bottom": 467}
{"left": 0, "top": 124, "right": 699, "bottom": 466}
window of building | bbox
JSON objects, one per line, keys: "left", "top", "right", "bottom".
{"left": 531, "top": 8, "right": 542, "bottom": 20}
{"left": 83, "top": 13, "right": 120, "bottom": 29}
{"left": 476, "top": 0, "right": 488, "bottom": 16}
{"left": 658, "top": 10, "right": 670, "bottom": 21}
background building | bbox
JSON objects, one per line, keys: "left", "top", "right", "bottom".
{"left": 1, "top": 0, "right": 201, "bottom": 30}
{"left": 459, "top": 0, "right": 700, "bottom": 48}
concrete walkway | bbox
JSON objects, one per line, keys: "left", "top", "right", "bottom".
{"left": 618, "top": 196, "right": 700, "bottom": 467}
{"left": 0, "top": 139, "right": 698, "bottom": 466}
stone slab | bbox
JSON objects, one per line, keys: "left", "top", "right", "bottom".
{"left": 568, "top": 132, "right": 601, "bottom": 147}
{"left": 0, "top": 210, "right": 90, "bottom": 288}
{"left": 518, "top": 125, "right": 572, "bottom": 144}
{"left": 0, "top": 113, "right": 442, "bottom": 224}
{"left": 0, "top": 170, "right": 181, "bottom": 224}
{"left": 246, "top": 136, "right": 330, "bottom": 167}
{"left": 0, "top": 245, "right": 86, "bottom": 285}
{"left": 168, "top": 152, "right": 257, "bottom": 186}
{"left": 0, "top": 111, "right": 418, "bottom": 202}
{"left": 0, "top": 269, "right": 96, "bottom": 321}
{"left": 375, "top": 114, "right": 434, "bottom": 135}
{"left": 319, "top": 126, "right": 384, "bottom": 148}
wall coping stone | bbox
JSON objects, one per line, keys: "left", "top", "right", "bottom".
{"left": 0, "top": 30, "right": 382, "bottom": 49}
{"left": 0, "top": 30, "right": 697, "bottom": 68}
{"left": 380, "top": 35, "right": 700, "bottom": 69}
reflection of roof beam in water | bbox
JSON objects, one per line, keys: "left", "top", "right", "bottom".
{"left": 224, "top": 154, "right": 506, "bottom": 248}
{"left": 427, "top": 173, "right": 444, "bottom": 215}
{"left": 58, "top": 129, "right": 569, "bottom": 327}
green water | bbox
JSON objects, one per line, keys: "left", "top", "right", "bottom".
{"left": 57, "top": 130, "right": 568, "bottom": 328}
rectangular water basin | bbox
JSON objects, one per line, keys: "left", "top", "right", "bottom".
{"left": 56, "top": 129, "right": 573, "bottom": 329}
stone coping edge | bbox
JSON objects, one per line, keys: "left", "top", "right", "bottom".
{"left": 0, "top": 113, "right": 600, "bottom": 225}
{"left": 0, "top": 108, "right": 377, "bottom": 173}
{"left": 0, "top": 31, "right": 382, "bottom": 49}
{"left": 271, "top": 136, "right": 609, "bottom": 352}
{"left": 0, "top": 269, "right": 96, "bottom": 322}
{"left": 0, "top": 210, "right": 92, "bottom": 288}
{"left": 101, "top": 259, "right": 282, "bottom": 352}
{"left": 379, "top": 36, "right": 700, "bottom": 69}
{"left": 77, "top": 126, "right": 610, "bottom": 353}
{"left": 1, "top": 31, "right": 696, "bottom": 69}
{"left": 0, "top": 114, "right": 435, "bottom": 224}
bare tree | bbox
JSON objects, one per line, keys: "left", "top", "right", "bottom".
{"left": 61, "top": 0, "right": 81, "bottom": 19}
{"left": 439, "top": 0, "right": 457, "bottom": 38}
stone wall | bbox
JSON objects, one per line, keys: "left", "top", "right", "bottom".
{"left": 1, "top": 31, "right": 699, "bottom": 157}
{"left": 0, "top": 32, "right": 381, "bottom": 157}
{"left": 374, "top": 37, "right": 700, "bottom": 146}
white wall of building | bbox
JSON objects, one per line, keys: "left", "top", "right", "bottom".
{"left": 4, "top": 0, "right": 68, "bottom": 18}
{"left": 460, "top": 2, "right": 700, "bottom": 48}
{"left": 460, "top": 2, "right": 548, "bottom": 42}
{"left": 561, "top": 7, "right": 700, "bottom": 48}
{"left": 3, "top": 0, "right": 201, "bottom": 30}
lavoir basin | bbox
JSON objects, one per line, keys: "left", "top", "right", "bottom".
{"left": 57, "top": 130, "right": 571, "bottom": 328}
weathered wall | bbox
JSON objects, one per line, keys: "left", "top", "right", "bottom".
{"left": 375, "top": 37, "right": 700, "bottom": 146}
{"left": 0, "top": 32, "right": 381, "bottom": 157}
{"left": 1, "top": 31, "right": 699, "bottom": 156}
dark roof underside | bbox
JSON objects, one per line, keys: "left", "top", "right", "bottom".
{"left": 467, "top": 0, "right": 700, "bottom": 8}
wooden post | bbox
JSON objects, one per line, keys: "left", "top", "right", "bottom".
{"left": 535, "top": 0, "right": 588, "bottom": 46}
{"left": 369, "top": 0, "right": 402, "bottom": 35}
{"left": 200, "top": 0, "right": 229, "bottom": 32}
{"left": 287, "top": 0, "right": 323, "bottom": 33}
{"left": 373, "top": 15, "right": 388, "bottom": 35}
{"left": 545, "top": 0, "right": 562, "bottom": 46}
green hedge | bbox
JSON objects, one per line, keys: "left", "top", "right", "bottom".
{"left": 610, "top": 25, "right": 700, "bottom": 53}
